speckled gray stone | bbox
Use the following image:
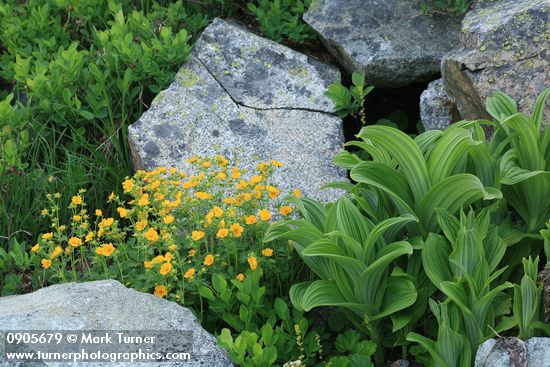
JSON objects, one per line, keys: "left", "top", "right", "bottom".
{"left": 420, "top": 79, "right": 459, "bottom": 131}
{"left": 128, "top": 18, "right": 346, "bottom": 203}
{"left": 303, "top": 0, "right": 462, "bottom": 87}
{"left": 0, "top": 280, "right": 233, "bottom": 367}
{"left": 442, "top": 0, "right": 550, "bottom": 121}
{"left": 475, "top": 338, "right": 550, "bottom": 367}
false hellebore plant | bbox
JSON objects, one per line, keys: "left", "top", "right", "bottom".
{"left": 266, "top": 87, "right": 550, "bottom": 366}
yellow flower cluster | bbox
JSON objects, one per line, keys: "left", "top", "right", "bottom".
{"left": 33, "top": 156, "right": 298, "bottom": 301}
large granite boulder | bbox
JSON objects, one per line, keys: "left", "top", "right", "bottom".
{"left": 442, "top": 0, "right": 550, "bottom": 121}
{"left": 303, "top": 0, "right": 462, "bottom": 87}
{"left": 420, "top": 79, "right": 460, "bottom": 130}
{"left": 128, "top": 18, "right": 346, "bottom": 203}
{"left": 0, "top": 280, "right": 233, "bottom": 366}
{"left": 475, "top": 337, "right": 550, "bottom": 367}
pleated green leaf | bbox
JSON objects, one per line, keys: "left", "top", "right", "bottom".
{"left": 289, "top": 280, "right": 370, "bottom": 313}
{"left": 358, "top": 125, "right": 430, "bottom": 202}
{"left": 350, "top": 161, "right": 415, "bottom": 213}
{"left": 422, "top": 233, "right": 452, "bottom": 286}
{"left": 302, "top": 239, "right": 367, "bottom": 279}
{"left": 427, "top": 128, "right": 479, "bottom": 185}
{"left": 418, "top": 174, "right": 502, "bottom": 232}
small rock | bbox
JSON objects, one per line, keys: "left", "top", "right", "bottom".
{"left": 304, "top": 0, "right": 463, "bottom": 87}
{"left": 442, "top": 0, "right": 550, "bottom": 122}
{"left": 475, "top": 337, "right": 550, "bottom": 367}
{"left": 420, "top": 79, "right": 460, "bottom": 130}
{"left": 128, "top": 18, "right": 347, "bottom": 203}
{"left": 0, "top": 280, "right": 233, "bottom": 366}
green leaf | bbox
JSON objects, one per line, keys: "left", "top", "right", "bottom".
{"left": 486, "top": 92, "right": 518, "bottom": 121}
{"left": 197, "top": 285, "right": 215, "bottom": 301}
{"left": 212, "top": 273, "right": 227, "bottom": 293}
{"left": 422, "top": 233, "right": 453, "bottom": 286}
{"left": 371, "top": 277, "right": 417, "bottom": 320}
{"left": 532, "top": 87, "right": 550, "bottom": 131}
{"left": 358, "top": 125, "right": 430, "bottom": 202}
{"left": 407, "top": 332, "right": 449, "bottom": 367}
{"left": 427, "top": 128, "right": 479, "bottom": 184}
{"left": 289, "top": 280, "right": 368, "bottom": 313}
{"left": 350, "top": 161, "right": 415, "bottom": 213}
{"left": 418, "top": 174, "right": 501, "bottom": 233}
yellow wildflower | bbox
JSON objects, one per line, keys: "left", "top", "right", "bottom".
{"left": 184, "top": 267, "right": 196, "bottom": 279}
{"left": 165, "top": 252, "right": 173, "bottom": 262}
{"left": 169, "top": 243, "right": 177, "bottom": 251}
{"left": 136, "top": 219, "right": 148, "bottom": 231}
{"left": 262, "top": 248, "right": 274, "bottom": 257}
{"left": 211, "top": 206, "right": 224, "bottom": 217}
{"left": 144, "top": 261, "right": 153, "bottom": 269}
{"left": 160, "top": 262, "right": 172, "bottom": 276}
{"left": 217, "top": 228, "right": 229, "bottom": 238}
{"left": 236, "top": 180, "right": 248, "bottom": 189}
{"left": 236, "top": 273, "right": 245, "bottom": 282}
{"left": 68, "top": 237, "right": 83, "bottom": 247}
{"left": 42, "top": 232, "right": 53, "bottom": 240}
{"left": 188, "top": 249, "right": 197, "bottom": 257}
{"left": 195, "top": 192, "right": 212, "bottom": 200}
{"left": 245, "top": 215, "right": 257, "bottom": 225}
{"left": 204, "top": 254, "right": 215, "bottom": 266}
{"left": 122, "top": 179, "right": 134, "bottom": 192}
{"left": 248, "top": 256, "right": 258, "bottom": 271}
{"left": 138, "top": 194, "right": 150, "bottom": 206}
{"left": 232, "top": 167, "right": 241, "bottom": 179}
{"left": 95, "top": 209, "right": 103, "bottom": 216}
{"left": 144, "top": 228, "right": 159, "bottom": 242}
{"left": 41, "top": 209, "right": 49, "bottom": 216}
{"left": 230, "top": 223, "right": 244, "bottom": 237}
{"left": 100, "top": 217, "right": 114, "bottom": 227}
{"left": 267, "top": 186, "right": 280, "bottom": 199}
{"left": 50, "top": 246, "right": 62, "bottom": 259}
{"left": 96, "top": 243, "right": 115, "bottom": 256}
{"left": 250, "top": 175, "right": 263, "bottom": 184}
{"left": 294, "top": 188, "right": 301, "bottom": 197}
{"left": 271, "top": 160, "right": 283, "bottom": 167}
{"left": 85, "top": 232, "right": 94, "bottom": 242}
{"left": 153, "top": 255, "right": 165, "bottom": 263}
{"left": 108, "top": 192, "right": 115, "bottom": 201}
{"left": 164, "top": 215, "right": 175, "bottom": 224}
{"left": 117, "top": 207, "right": 127, "bottom": 218}
{"left": 154, "top": 285, "right": 167, "bottom": 298}
{"left": 72, "top": 215, "right": 82, "bottom": 221}
{"left": 31, "top": 244, "right": 40, "bottom": 252}
{"left": 41, "top": 259, "right": 52, "bottom": 269}
{"left": 192, "top": 231, "right": 205, "bottom": 241}
{"left": 280, "top": 205, "right": 293, "bottom": 216}
{"left": 259, "top": 209, "right": 271, "bottom": 221}
{"left": 224, "top": 197, "right": 236, "bottom": 205}
{"left": 71, "top": 195, "right": 83, "bottom": 205}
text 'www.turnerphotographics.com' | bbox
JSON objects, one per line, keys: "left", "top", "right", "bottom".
{"left": 2, "top": 330, "right": 193, "bottom": 363}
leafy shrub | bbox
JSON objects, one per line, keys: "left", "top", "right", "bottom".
{"left": 0, "top": 0, "right": 205, "bottom": 247}
{"left": 0, "top": 94, "right": 30, "bottom": 174}
{"left": 248, "top": 0, "right": 315, "bottom": 43}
